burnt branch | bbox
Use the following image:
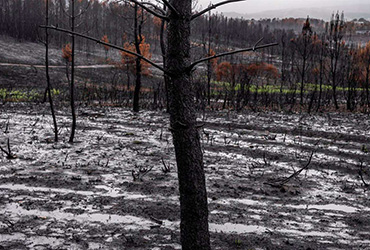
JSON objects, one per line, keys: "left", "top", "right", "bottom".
{"left": 188, "top": 42, "right": 279, "bottom": 71}
{"left": 267, "top": 151, "right": 314, "bottom": 188}
{"left": 120, "top": 0, "right": 169, "bottom": 20}
{"left": 132, "top": 166, "right": 153, "bottom": 181}
{"left": 161, "top": 157, "right": 172, "bottom": 173}
{"left": 0, "top": 138, "right": 16, "bottom": 160}
{"left": 39, "top": 25, "right": 166, "bottom": 73}
{"left": 160, "top": 0, "right": 179, "bottom": 17}
{"left": 140, "top": 1, "right": 166, "bottom": 15}
{"left": 75, "top": 0, "right": 91, "bottom": 18}
{"left": 191, "top": 0, "right": 245, "bottom": 20}
{"left": 359, "top": 162, "right": 369, "bottom": 187}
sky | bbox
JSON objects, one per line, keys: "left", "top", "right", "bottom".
{"left": 195, "top": 0, "right": 369, "bottom": 14}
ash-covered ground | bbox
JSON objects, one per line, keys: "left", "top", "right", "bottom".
{"left": 0, "top": 103, "right": 369, "bottom": 249}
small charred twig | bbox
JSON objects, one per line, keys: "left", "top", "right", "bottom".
{"left": 4, "top": 119, "right": 10, "bottom": 133}
{"left": 150, "top": 216, "right": 163, "bottom": 225}
{"left": 359, "top": 162, "right": 369, "bottom": 187}
{"left": 161, "top": 157, "right": 172, "bottom": 173}
{"left": 132, "top": 166, "right": 153, "bottom": 181}
{"left": 0, "top": 138, "right": 16, "bottom": 159}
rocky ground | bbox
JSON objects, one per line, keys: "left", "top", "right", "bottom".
{"left": 0, "top": 103, "right": 369, "bottom": 249}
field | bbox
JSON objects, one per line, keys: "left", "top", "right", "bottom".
{"left": 0, "top": 103, "right": 369, "bottom": 249}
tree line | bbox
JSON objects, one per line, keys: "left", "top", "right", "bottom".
{"left": 1, "top": 0, "right": 370, "bottom": 113}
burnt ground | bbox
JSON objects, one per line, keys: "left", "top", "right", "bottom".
{"left": 0, "top": 103, "right": 369, "bottom": 250}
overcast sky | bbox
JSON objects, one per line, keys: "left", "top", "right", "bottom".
{"left": 196, "top": 0, "right": 369, "bottom": 14}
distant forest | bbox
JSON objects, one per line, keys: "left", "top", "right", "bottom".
{"left": 1, "top": 0, "right": 370, "bottom": 112}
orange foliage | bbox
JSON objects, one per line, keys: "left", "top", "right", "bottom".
{"left": 247, "top": 62, "right": 279, "bottom": 79}
{"left": 101, "top": 35, "right": 110, "bottom": 51}
{"left": 208, "top": 49, "right": 218, "bottom": 70}
{"left": 216, "top": 61, "right": 232, "bottom": 81}
{"left": 62, "top": 43, "right": 72, "bottom": 62}
{"left": 121, "top": 36, "right": 152, "bottom": 76}
{"left": 312, "top": 67, "right": 320, "bottom": 76}
{"left": 153, "top": 16, "right": 162, "bottom": 28}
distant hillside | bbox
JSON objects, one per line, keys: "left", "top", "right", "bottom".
{"left": 223, "top": 4, "right": 370, "bottom": 21}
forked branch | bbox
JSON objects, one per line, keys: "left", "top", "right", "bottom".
{"left": 160, "top": 0, "right": 179, "bottom": 17}
{"left": 359, "top": 161, "right": 369, "bottom": 187}
{"left": 119, "top": 0, "right": 169, "bottom": 20}
{"left": 140, "top": 2, "right": 166, "bottom": 15}
{"left": 0, "top": 138, "right": 16, "bottom": 159}
{"left": 191, "top": 0, "right": 245, "bottom": 20}
{"left": 188, "top": 41, "right": 279, "bottom": 71}
{"left": 39, "top": 25, "right": 166, "bottom": 73}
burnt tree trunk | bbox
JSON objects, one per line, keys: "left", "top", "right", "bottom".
{"left": 45, "top": 0, "right": 58, "bottom": 142}
{"left": 159, "top": 5, "right": 170, "bottom": 112}
{"left": 133, "top": 3, "right": 142, "bottom": 113}
{"left": 69, "top": 0, "right": 77, "bottom": 142}
{"left": 166, "top": 1, "right": 211, "bottom": 249}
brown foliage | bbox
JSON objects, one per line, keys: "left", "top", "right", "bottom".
{"left": 208, "top": 49, "right": 218, "bottom": 70}
{"left": 121, "top": 36, "right": 152, "bottom": 76}
{"left": 247, "top": 62, "right": 279, "bottom": 79}
{"left": 101, "top": 35, "right": 110, "bottom": 51}
{"left": 216, "top": 61, "right": 232, "bottom": 81}
{"left": 62, "top": 43, "right": 72, "bottom": 62}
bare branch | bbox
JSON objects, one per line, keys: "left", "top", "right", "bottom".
{"left": 39, "top": 25, "right": 166, "bottom": 73}
{"left": 119, "top": 0, "right": 169, "bottom": 21}
{"left": 59, "top": 0, "right": 72, "bottom": 18}
{"left": 191, "top": 0, "right": 245, "bottom": 20}
{"left": 0, "top": 138, "right": 16, "bottom": 160}
{"left": 188, "top": 42, "right": 279, "bottom": 71}
{"left": 252, "top": 37, "right": 264, "bottom": 51}
{"left": 75, "top": 0, "right": 91, "bottom": 18}
{"left": 160, "top": 0, "right": 180, "bottom": 16}
{"left": 140, "top": 1, "right": 166, "bottom": 15}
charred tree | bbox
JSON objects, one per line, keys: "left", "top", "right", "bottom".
{"left": 166, "top": 1, "right": 210, "bottom": 248}
{"left": 133, "top": 3, "right": 143, "bottom": 113}
{"left": 44, "top": 0, "right": 58, "bottom": 142}
{"left": 69, "top": 0, "right": 77, "bottom": 142}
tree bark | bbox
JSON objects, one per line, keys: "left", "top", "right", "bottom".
{"left": 166, "top": 1, "right": 211, "bottom": 249}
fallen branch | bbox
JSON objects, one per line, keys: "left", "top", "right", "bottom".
{"left": 266, "top": 151, "right": 314, "bottom": 187}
